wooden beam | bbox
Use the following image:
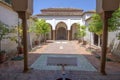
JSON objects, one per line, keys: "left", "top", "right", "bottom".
{"left": 100, "top": 11, "right": 113, "bottom": 75}
{"left": 18, "top": 12, "right": 29, "bottom": 73}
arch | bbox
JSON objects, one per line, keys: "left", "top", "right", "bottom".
{"left": 56, "top": 22, "right": 67, "bottom": 40}
{"left": 70, "top": 23, "right": 78, "bottom": 40}
{"left": 55, "top": 22, "right": 67, "bottom": 30}
{"left": 46, "top": 23, "right": 53, "bottom": 40}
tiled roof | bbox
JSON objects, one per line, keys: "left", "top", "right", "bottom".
{"left": 81, "top": 10, "right": 96, "bottom": 16}
{"left": 36, "top": 12, "right": 83, "bottom": 16}
{"left": 41, "top": 8, "right": 83, "bottom": 11}
{"left": 37, "top": 8, "right": 83, "bottom": 16}
{"left": 85, "top": 17, "right": 92, "bottom": 21}
{"left": 36, "top": 8, "right": 96, "bottom": 16}
{"left": 85, "top": 10, "right": 96, "bottom": 13}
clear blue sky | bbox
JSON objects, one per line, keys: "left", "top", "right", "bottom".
{"left": 33, "top": 0, "right": 96, "bottom": 15}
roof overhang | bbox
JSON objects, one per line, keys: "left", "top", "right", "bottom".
{"left": 96, "top": 0, "right": 120, "bottom": 14}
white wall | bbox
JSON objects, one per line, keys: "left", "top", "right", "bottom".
{"left": 83, "top": 13, "right": 93, "bottom": 20}
{"left": 38, "top": 15, "right": 83, "bottom": 30}
{"left": 0, "top": 5, "right": 18, "bottom": 26}
{"left": 84, "top": 14, "right": 94, "bottom": 45}
{"left": 37, "top": 13, "right": 94, "bottom": 42}
{"left": 0, "top": 3, "right": 18, "bottom": 53}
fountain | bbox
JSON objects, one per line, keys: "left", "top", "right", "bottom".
{"left": 47, "top": 57, "right": 77, "bottom": 80}
{"left": 56, "top": 64, "right": 72, "bottom": 80}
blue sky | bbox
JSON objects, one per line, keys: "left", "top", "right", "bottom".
{"left": 33, "top": 0, "right": 96, "bottom": 15}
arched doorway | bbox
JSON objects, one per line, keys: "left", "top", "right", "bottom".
{"left": 71, "top": 23, "right": 78, "bottom": 40}
{"left": 56, "top": 22, "right": 67, "bottom": 40}
{"left": 57, "top": 27, "right": 67, "bottom": 40}
{"left": 46, "top": 23, "right": 53, "bottom": 40}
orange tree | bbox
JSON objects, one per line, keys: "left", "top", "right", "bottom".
{"left": 109, "top": 8, "right": 120, "bottom": 40}
{"left": 76, "top": 23, "right": 86, "bottom": 42}
{"left": 88, "top": 14, "right": 103, "bottom": 46}
{"left": 29, "top": 19, "right": 50, "bottom": 43}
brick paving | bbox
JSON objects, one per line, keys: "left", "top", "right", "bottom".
{"left": 0, "top": 40, "right": 120, "bottom": 80}
{"left": 43, "top": 40, "right": 77, "bottom": 54}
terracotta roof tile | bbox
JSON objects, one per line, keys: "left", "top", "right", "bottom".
{"left": 37, "top": 8, "right": 83, "bottom": 16}
{"left": 35, "top": 8, "right": 95, "bottom": 16}
{"left": 41, "top": 8, "right": 83, "bottom": 11}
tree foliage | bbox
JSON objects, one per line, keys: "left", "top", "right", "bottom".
{"left": 29, "top": 19, "right": 43, "bottom": 39}
{"left": 0, "top": 21, "right": 9, "bottom": 41}
{"left": 9, "top": 25, "right": 23, "bottom": 46}
{"left": 109, "top": 8, "right": 120, "bottom": 31}
{"left": 0, "top": 21, "right": 9, "bottom": 51}
{"left": 88, "top": 14, "right": 103, "bottom": 36}
{"left": 76, "top": 23, "right": 86, "bottom": 39}
{"left": 29, "top": 19, "right": 50, "bottom": 42}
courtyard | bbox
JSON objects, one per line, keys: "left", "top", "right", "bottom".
{"left": 0, "top": 40, "right": 120, "bottom": 80}
{"left": 0, "top": 0, "right": 120, "bottom": 80}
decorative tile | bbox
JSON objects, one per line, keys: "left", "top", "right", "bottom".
{"left": 30, "top": 54, "right": 97, "bottom": 71}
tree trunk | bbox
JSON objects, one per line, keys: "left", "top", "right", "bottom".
{"left": 39, "top": 34, "right": 42, "bottom": 43}
{"left": 0, "top": 40, "right": 1, "bottom": 51}
{"left": 98, "top": 35, "right": 101, "bottom": 47}
{"left": 44, "top": 33, "right": 46, "bottom": 43}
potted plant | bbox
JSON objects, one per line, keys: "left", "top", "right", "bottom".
{"left": 76, "top": 24, "right": 87, "bottom": 44}
{"left": 29, "top": 19, "right": 50, "bottom": 44}
{"left": 0, "top": 50, "right": 6, "bottom": 63}
{"left": 34, "top": 35, "right": 40, "bottom": 45}
{"left": 9, "top": 36, "right": 23, "bottom": 54}
{"left": 9, "top": 25, "right": 24, "bottom": 54}
{"left": 0, "top": 21, "right": 9, "bottom": 63}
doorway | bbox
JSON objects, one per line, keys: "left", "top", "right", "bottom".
{"left": 56, "top": 27, "right": 67, "bottom": 40}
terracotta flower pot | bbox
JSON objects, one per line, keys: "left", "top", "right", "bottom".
{"left": 0, "top": 52, "right": 6, "bottom": 63}
{"left": 78, "top": 39, "right": 82, "bottom": 43}
{"left": 17, "top": 46, "right": 23, "bottom": 54}
{"left": 83, "top": 41, "right": 87, "bottom": 45}
{"left": 34, "top": 40, "right": 39, "bottom": 45}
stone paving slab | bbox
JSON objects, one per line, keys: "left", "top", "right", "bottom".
{"left": 0, "top": 41, "right": 120, "bottom": 80}
{"left": 30, "top": 54, "right": 97, "bottom": 71}
{"left": 43, "top": 41, "right": 77, "bottom": 54}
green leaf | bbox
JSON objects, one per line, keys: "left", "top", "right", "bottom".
{"left": 88, "top": 14, "right": 103, "bottom": 36}
{"left": 108, "top": 8, "right": 120, "bottom": 31}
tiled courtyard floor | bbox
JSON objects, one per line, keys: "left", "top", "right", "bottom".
{"left": 0, "top": 40, "right": 120, "bottom": 80}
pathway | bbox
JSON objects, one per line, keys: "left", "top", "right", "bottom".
{"left": 43, "top": 40, "right": 77, "bottom": 54}
{"left": 0, "top": 40, "right": 120, "bottom": 80}
{"left": 31, "top": 40, "right": 96, "bottom": 72}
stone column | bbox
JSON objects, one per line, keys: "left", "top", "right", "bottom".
{"left": 53, "top": 30, "right": 56, "bottom": 40}
{"left": 51, "top": 30, "right": 53, "bottom": 40}
{"left": 69, "top": 30, "right": 72, "bottom": 40}
{"left": 67, "top": 30, "right": 70, "bottom": 40}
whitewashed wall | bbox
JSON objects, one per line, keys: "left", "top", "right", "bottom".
{"left": 38, "top": 16, "right": 83, "bottom": 30}
{"left": 0, "top": 3, "right": 18, "bottom": 53}
{"left": 83, "top": 13, "right": 94, "bottom": 45}
{"left": 0, "top": 5, "right": 18, "bottom": 26}
{"left": 37, "top": 13, "right": 94, "bottom": 42}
